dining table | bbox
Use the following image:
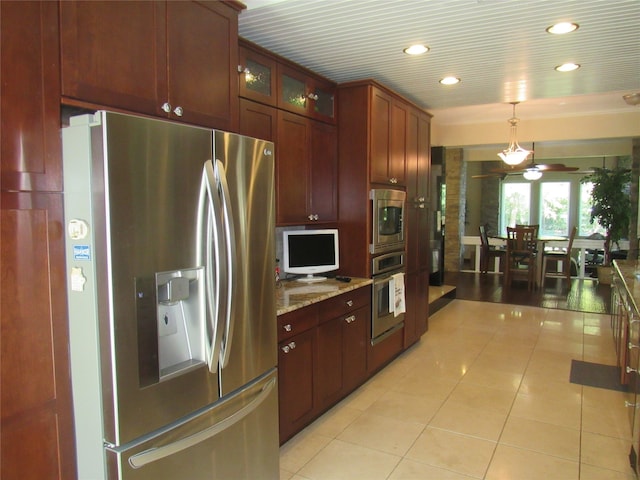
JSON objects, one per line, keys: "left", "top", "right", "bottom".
{"left": 491, "top": 234, "right": 568, "bottom": 288}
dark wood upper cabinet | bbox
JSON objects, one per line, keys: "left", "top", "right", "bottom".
{"left": 1, "top": 1, "right": 62, "bottom": 193}
{"left": 276, "top": 111, "right": 310, "bottom": 224}
{"left": 370, "top": 87, "right": 407, "bottom": 186}
{"left": 60, "top": 2, "right": 165, "bottom": 114}
{"left": 276, "top": 111, "right": 337, "bottom": 225}
{"left": 309, "top": 120, "right": 338, "bottom": 222}
{"left": 278, "top": 64, "right": 336, "bottom": 124}
{"left": 60, "top": 1, "right": 240, "bottom": 130}
{"left": 239, "top": 46, "right": 277, "bottom": 106}
{"left": 239, "top": 98, "right": 277, "bottom": 142}
{"left": 165, "top": 1, "right": 239, "bottom": 129}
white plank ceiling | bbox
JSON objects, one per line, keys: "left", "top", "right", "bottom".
{"left": 238, "top": 0, "right": 640, "bottom": 123}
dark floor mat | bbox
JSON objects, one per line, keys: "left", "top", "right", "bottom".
{"left": 569, "top": 360, "right": 628, "bottom": 392}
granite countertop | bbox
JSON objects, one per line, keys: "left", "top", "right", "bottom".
{"left": 612, "top": 259, "right": 640, "bottom": 315}
{"left": 276, "top": 277, "right": 373, "bottom": 316}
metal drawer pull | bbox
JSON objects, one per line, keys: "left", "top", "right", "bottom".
{"left": 281, "top": 345, "right": 290, "bottom": 353}
{"left": 627, "top": 366, "right": 638, "bottom": 374}
{"left": 626, "top": 401, "right": 640, "bottom": 408}
{"left": 346, "top": 300, "right": 354, "bottom": 307}
{"left": 283, "top": 324, "right": 292, "bottom": 332}
{"left": 288, "top": 341, "right": 296, "bottom": 349}
{"left": 629, "top": 342, "right": 640, "bottom": 350}
{"left": 345, "top": 315, "right": 356, "bottom": 324}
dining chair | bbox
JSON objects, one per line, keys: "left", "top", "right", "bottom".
{"left": 479, "top": 224, "right": 505, "bottom": 274}
{"left": 516, "top": 224, "right": 539, "bottom": 238}
{"left": 504, "top": 226, "right": 538, "bottom": 290}
{"left": 541, "top": 226, "right": 577, "bottom": 288}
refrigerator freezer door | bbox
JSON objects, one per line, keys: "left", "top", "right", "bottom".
{"left": 108, "top": 369, "right": 279, "bottom": 480}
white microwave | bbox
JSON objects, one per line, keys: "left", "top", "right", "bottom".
{"left": 370, "top": 189, "right": 406, "bottom": 254}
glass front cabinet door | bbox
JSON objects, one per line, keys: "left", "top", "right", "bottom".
{"left": 278, "top": 65, "right": 335, "bottom": 124}
{"left": 238, "top": 46, "right": 276, "bottom": 106}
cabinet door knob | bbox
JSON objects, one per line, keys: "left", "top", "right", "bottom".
{"left": 173, "top": 106, "right": 184, "bottom": 117}
{"left": 626, "top": 401, "right": 640, "bottom": 408}
{"left": 281, "top": 345, "right": 290, "bottom": 353}
{"left": 237, "top": 65, "right": 250, "bottom": 74}
{"left": 161, "top": 102, "right": 172, "bottom": 113}
{"left": 283, "top": 324, "right": 292, "bottom": 332}
{"left": 289, "top": 341, "right": 296, "bottom": 349}
{"left": 307, "top": 93, "right": 319, "bottom": 100}
{"left": 629, "top": 342, "right": 640, "bottom": 350}
{"left": 627, "top": 366, "right": 637, "bottom": 374}
{"left": 307, "top": 214, "right": 319, "bottom": 221}
{"left": 389, "top": 178, "right": 398, "bottom": 184}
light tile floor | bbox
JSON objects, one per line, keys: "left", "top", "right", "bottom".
{"left": 279, "top": 299, "right": 638, "bottom": 480}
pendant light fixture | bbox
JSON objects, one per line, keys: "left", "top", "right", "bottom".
{"left": 498, "top": 102, "right": 531, "bottom": 166}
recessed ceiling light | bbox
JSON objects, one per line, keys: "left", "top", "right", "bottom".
{"left": 403, "top": 44, "right": 429, "bottom": 55}
{"left": 546, "top": 22, "right": 579, "bottom": 34}
{"left": 439, "top": 76, "right": 461, "bottom": 85}
{"left": 555, "top": 63, "right": 580, "bottom": 72}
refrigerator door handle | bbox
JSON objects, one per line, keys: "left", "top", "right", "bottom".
{"left": 199, "top": 160, "right": 226, "bottom": 373}
{"left": 214, "top": 159, "right": 237, "bottom": 369}
{"left": 127, "top": 377, "right": 276, "bottom": 469}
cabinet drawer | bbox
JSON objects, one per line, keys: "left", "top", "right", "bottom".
{"left": 321, "top": 286, "right": 370, "bottom": 322}
{"left": 278, "top": 305, "right": 318, "bottom": 342}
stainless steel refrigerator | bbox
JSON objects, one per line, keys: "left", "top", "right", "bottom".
{"left": 62, "top": 111, "right": 278, "bottom": 479}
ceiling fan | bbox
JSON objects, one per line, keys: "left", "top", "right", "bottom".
{"left": 472, "top": 143, "right": 579, "bottom": 179}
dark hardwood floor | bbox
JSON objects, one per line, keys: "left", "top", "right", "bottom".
{"left": 443, "top": 271, "right": 611, "bottom": 314}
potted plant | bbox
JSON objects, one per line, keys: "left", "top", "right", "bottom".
{"left": 581, "top": 166, "right": 631, "bottom": 282}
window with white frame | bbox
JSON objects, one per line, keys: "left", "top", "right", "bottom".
{"left": 500, "top": 183, "right": 531, "bottom": 234}
{"left": 539, "top": 182, "right": 570, "bottom": 236}
{"left": 579, "top": 181, "right": 606, "bottom": 237}
{"left": 500, "top": 176, "right": 584, "bottom": 236}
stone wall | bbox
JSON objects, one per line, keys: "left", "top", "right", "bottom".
{"left": 444, "top": 148, "right": 465, "bottom": 271}
{"left": 479, "top": 161, "right": 502, "bottom": 236}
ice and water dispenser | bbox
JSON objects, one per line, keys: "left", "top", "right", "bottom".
{"left": 136, "top": 267, "right": 206, "bottom": 387}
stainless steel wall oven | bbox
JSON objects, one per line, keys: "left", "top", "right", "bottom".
{"left": 371, "top": 251, "right": 405, "bottom": 345}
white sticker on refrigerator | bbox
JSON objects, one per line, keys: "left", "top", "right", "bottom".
{"left": 70, "top": 267, "right": 87, "bottom": 292}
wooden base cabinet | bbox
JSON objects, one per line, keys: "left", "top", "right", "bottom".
{"left": 278, "top": 327, "right": 317, "bottom": 443}
{"left": 317, "top": 303, "right": 370, "bottom": 407}
{"left": 278, "top": 286, "right": 370, "bottom": 444}
{"left": 404, "top": 271, "right": 429, "bottom": 347}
